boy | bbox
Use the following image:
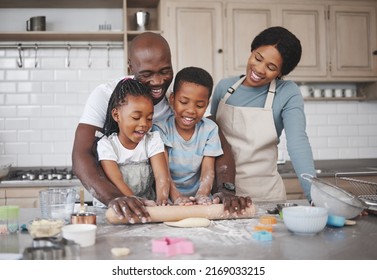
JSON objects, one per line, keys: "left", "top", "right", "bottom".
{"left": 153, "top": 67, "right": 223, "bottom": 205}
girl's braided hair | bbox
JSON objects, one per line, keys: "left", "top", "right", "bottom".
{"left": 102, "top": 78, "right": 152, "bottom": 136}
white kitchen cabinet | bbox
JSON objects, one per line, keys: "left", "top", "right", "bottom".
{"left": 4, "top": 187, "right": 48, "bottom": 208}
{"left": 160, "top": 0, "right": 224, "bottom": 85}
{"left": 329, "top": 5, "right": 377, "bottom": 78}
{"left": 226, "top": 3, "right": 328, "bottom": 79}
{"left": 0, "top": 190, "right": 5, "bottom": 206}
{"left": 277, "top": 4, "right": 327, "bottom": 79}
{"left": 161, "top": 0, "right": 377, "bottom": 91}
{"left": 225, "top": 3, "right": 277, "bottom": 75}
{"left": 226, "top": 1, "right": 377, "bottom": 82}
{"left": 283, "top": 178, "right": 306, "bottom": 200}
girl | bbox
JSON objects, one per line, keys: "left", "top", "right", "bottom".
{"left": 97, "top": 78, "right": 170, "bottom": 206}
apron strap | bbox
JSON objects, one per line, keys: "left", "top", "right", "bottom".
{"left": 224, "top": 75, "right": 247, "bottom": 101}
{"left": 264, "top": 79, "right": 276, "bottom": 109}
{"left": 224, "top": 76, "right": 276, "bottom": 109}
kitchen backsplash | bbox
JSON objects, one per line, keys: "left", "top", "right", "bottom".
{"left": 0, "top": 46, "right": 377, "bottom": 167}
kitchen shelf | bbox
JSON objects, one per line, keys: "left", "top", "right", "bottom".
{"left": 0, "top": 0, "right": 162, "bottom": 73}
{"left": 304, "top": 97, "right": 366, "bottom": 101}
{"left": 0, "top": 31, "right": 124, "bottom": 42}
{"left": 0, "top": 0, "right": 123, "bottom": 8}
{"left": 0, "top": 0, "right": 160, "bottom": 9}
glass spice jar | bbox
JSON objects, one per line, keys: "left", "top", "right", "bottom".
{"left": 6, "top": 205, "right": 20, "bottom": 233}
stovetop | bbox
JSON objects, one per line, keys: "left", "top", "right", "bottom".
{"left": 4, "top": 167, "right": 75, "bottom": 182}
{"left": 0, "top": 166, "right": 83, "bottom": 188}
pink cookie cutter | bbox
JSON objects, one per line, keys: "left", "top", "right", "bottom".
{"left": 152, "top": 237, "right": 194, "bottom": 257}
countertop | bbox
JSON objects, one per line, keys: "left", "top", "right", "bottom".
{"left": 278, "top": 158, "right": 377, "bottom": 178}
{"left": 2, "top": 200, "right": 377, "bottom": 260}
{"left": 2, "top": 159, "right": 375, "bottom": 187}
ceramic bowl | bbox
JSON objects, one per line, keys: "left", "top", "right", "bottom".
{"left": 283, "top": 206, "right": 328, "bottom": 235}
{"left": 61, "top": 224, "right": 97, "bottom": 247}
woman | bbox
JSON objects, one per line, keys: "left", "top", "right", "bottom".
{"left": 210, "top": 26, "right": 316, "bottom": 202}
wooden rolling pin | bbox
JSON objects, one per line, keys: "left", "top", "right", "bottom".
{"left": 106, "top": 203, "right": 256, "bottom": 224}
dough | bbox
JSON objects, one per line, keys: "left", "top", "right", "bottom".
{"left": 164, "top": 217, "right": 211, "bottom": 228}
{"left": 111, "top": 247, "right": 131, "bottom": 257}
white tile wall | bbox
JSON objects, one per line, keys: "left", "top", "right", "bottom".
{"left": 0, "top": 43, "right": 377, "bottom": 167}
{"left": 0, "top": 43, "right": 124, "bottom": 167}
{"left": 279, "top": 100, "right": 377, "bottom": 161}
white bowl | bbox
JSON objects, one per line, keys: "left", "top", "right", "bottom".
{"left": 62, "top": 224, "right": 97, "bottom": 247}
{"left": 283, "top": 206, "right": 328, "bottom": 235}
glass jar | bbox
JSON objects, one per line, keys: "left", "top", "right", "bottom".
{"left": 6, "top": 205, "right": 20, "bottom": 233}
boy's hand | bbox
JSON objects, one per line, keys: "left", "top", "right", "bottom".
{"left": 173, "top": 196, "right": 195, "bottom": 206}
{"left": 195, "top": 194, "right": 212, "bottom": 205}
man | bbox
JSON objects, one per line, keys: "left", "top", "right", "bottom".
{"left": 72, "top": 32, "right": 250, "bottom": 223}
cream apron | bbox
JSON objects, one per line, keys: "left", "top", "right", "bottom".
{"left": 93, "top": 133, "right": 156, "bottom": 208}
{"left": 216, "top": 76, "right": 286, "bottom": 201}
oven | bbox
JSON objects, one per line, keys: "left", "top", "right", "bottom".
{"left": 0, "top": 166, "right": 93, "bottom": 204}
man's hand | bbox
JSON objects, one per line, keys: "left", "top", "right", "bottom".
{"left": 108, "top": 196, "right": 151, "bottom": 224}
{"left": 212, "top": 192, "right": 252, "bottom": 216}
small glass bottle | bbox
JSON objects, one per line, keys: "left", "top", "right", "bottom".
{"left": 6, "top": 205, "right": 20, "bottom": 234}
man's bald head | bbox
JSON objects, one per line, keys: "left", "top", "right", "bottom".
{"left": 128, "top": 32, "right": 174, "bottom": 105}
{"left": 128, "top": 32, "right": 171, "bottom": 58}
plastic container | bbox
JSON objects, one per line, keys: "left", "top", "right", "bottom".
{"left": 327, "top": 215, "right": 346, "bottom": 227}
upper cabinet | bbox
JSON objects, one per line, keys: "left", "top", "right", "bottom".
{"left": 328, "top": 5, "right": 377, "bottom": 78}
{"left": 160, "top": 1, "right": 224, "bottom": 85}
{"left": 161, "top": 0, "right": 377, "bottom": 83}
{"left": 225, "top": 1, "right": 377, "bottom": 82}
{"left": 289, "top": 2, "right": 377, "bottom": 81}
{"left": 226, "top": 3, "right": 277, "bottom": 75}
{"left": 277, "top": 4, "right": 328, "bottom": 79}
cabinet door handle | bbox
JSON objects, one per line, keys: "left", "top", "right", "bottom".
{"left": 217, "top": 49, "right": 223, "bottom": 54}
{"left": 373, "top": 50, "right": 377, "bottom": 55}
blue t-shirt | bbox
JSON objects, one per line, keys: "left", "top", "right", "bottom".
{"left": 152, "top": 114, "right": 223, "bottom": 197}
{"left": 210, "top": 76, "right": 315, "bottom": 201}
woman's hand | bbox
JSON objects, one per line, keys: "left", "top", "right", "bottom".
{"left": 108, "top": 196, "right": 151, "bottom": 224}
{"left": 212, "top": 192, "right": 252, "bottom": 215}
